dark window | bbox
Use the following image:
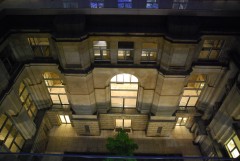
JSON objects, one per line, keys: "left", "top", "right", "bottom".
{"left": 146, "top": 0, "right": 158, "bottom": 9}
{"left": 0, "top": 46, "right": 17, "bottom": 75}
{"left": 62, "top": 0, "right": 78, "bottom": 8}
{"left": 172, "top": 0, "right": 188, "bottom": 10}
{"left": 157, "top": 127, "right": 162, "bottom": 134}
{"left": 85, "top": 125, "right": 90, "bottom": 134}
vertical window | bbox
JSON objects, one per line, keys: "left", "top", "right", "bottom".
{"left": 43, "top": 72, "right": 69, "bottom": 107}
{"left": 176, "top": 117, "right": 188, "bottom": 126}
{"left": 59, "top": 115, "right": 71, "bottom": 124}
{"left": 0, "top": 114, "right": 25, "bottom": 152}
{"left": 225, "top": 134, "right": 240, "bottom": 158}
{"left": 115, "top": 119, "right": 131, "bottom": 132}
{"left": 28, "top": 37, "right": 50, "bottom": 57}
{"left": 85, "top": 125, "right": 90, "bottom": 134}
{"left": 0, "top": 45, "right": 17, "bottom": 75}
{"left": 179, "top": 74, "right": 206, "bottom": 110}
{"left": 90, "top": 0, "right": 104, "bottom": 8}
{"left": 199, "top": 40, "right": 225, "bottom": 60}
{"left": 62, "top": 0, "right": 78, "bottom": 8}
{"left": 118, "top": 0, "right": 132, "bottom": 8}
{"left": 172, "top": 0, "right": 188, "bottom": 10}
{"left": 118, "top": 42, "right": 134, "bottom": 63}
{"left": 111, "top": 74, "right": 138, "bottom": 109}
{"left": 141, "top": 43, "right": 158, "bottom": 63}
{"left": 146, "top": 0, "right": 158, "bottom": 9}
{"left": 19, "top": 82, "right": 37, "bottom": 119}
{"left": 93, "top": 41, "right": 110, "bottom": 61}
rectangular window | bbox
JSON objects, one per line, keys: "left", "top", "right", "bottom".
{"left": 62, "top": 0, "right": 78, "bottom": 8}
{"left": 225, "top": 134, "right": 240, "bottom": 158}
{"left": 199, "top": 40, "right": 225, "bottom": 60}
{"left": 141, "top": 43, "right": 158, "bottom": 62}
{"left": 0, "top": 114, "right": 25, "bottom": 152}
{"left": 115, "top": 119, "right": 131, "bottom": 132}
{"left": 172, "top": 0, "right": 188, "bottom": 10}
{"left": 28, "top": 37, "right": 51, "bottom": 57}
{"left": 179, "top": 74, "right": 206, "bottom": 109}
{"left": 59, "top": 115, "right": 71, "bottom": 124}
{"left": 90, "top": 0, "right": 104, "bottom": 8}
{"left": 118, "top": 0, "right": 132, "bottom": 8}
{"left": 0, "top": 46, "right": 17, "bottom": 75}
{"left": 93, "top": 41, "right": 110, "bottom": 61}
{"left": 118, "top": 42, "right": 134, "bottom": 62}
{"left": 176, "top": 117, "right": 188, "bottom": 126}
{"left": 146, "top": 0, "right": 158, "bottom": 9}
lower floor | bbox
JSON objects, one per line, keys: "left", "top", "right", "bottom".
{"left": 45, "top": 125, "right": 201, "bottom": 156}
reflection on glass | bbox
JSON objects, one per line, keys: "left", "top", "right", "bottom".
{"left": 227, "top": 140, "right": 235, "bottom": 151}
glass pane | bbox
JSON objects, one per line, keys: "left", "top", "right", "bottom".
{"left": 111, "top": 98, "right": 123, "bottom": 107}
{"left": 118, "top": 50, "right": 125, "bottom": 60}
{"left": 5, "top": 127, "right": 17, "bottom": 148}
{"left": 59, "top": 115, "right": 66, "bottom": 123}
{"left": 48, "top": 87, "right": 66, "bottom": 94}
{"left": 111, "top": 91, "right": 137, "bottom": 97}
{"left": 180, "top": 117, "right": 188, "bottom": 126}
{"left": 199, "top": 50, "right": 209, "bottom": 59}
{"left": 176, "top": 117, "right": 182, "bottom": 126}
{"left": 124, "top": 119, "right": 131, "bottom": 128}
{"left": 0, "top": 120, "right": 12, "bottom": 141}
{"left": 232, "top": 148, "right": 240, "bottom": 158}
{"left": 15, "top": 133, "right": 25, "bottom": 149}
{"left": 111, "top": 76, "right": 117, "bottom": 82}
{"left": 183, "top": 90, "right": 198, "bottom": 96}
{"left": 28, "top": 111, "right": 33, "bottom": 119}
{"left": 141, "top": 51, "right": 148, "bottom": 61}
{"left": 149, "top": 51, "right": 157, "bottom": 61}
{"left": 131, "top": 75, "right": 138, "bottom": 83}
{"left": 111, "top": 83, "right": 138, "bottom": 90}
{"left": 227, "top": 140, "right": 236, "bottom": 151}
{"left": 0, "top": 114, "right": 7, "bottom": 129}
{"left": 116, "top": 74, "right": 124, "bottom": 82}
{"left": 123, "top": 74, "right": 131, "bottom": 82}
{"left": 59, "top": 95, "right": 69, "bottom": 104}
{"left": 50, "top": 95, "right": 61, "bottom": 104}
{"left": 65, "top": 115, "right": 71, "bottom": 124}
{"left": 179, "top": 97, "right": 189, "bottom": 106}
{"left": 10, "top": 143, "right": 19, "bottom": 152}
{"left": 203, "top": 40, "right": 214, "bottom": 48}
{"left": 30, "top": 104, "right": 37, "bottom": 116}
{"left": 116, "top": 119, "right": 123, "bottom": 128}
{"left": 102, "top": 50, "right": 110, "bottom": 60}
{"left": 209, "top": 50, "right": 219, "bottom": 59}
{"left": 187, "top": 97, "right": 198, "bottom": 106}
{"left": 124, "top": 98, "right": 136, "bottom": 108}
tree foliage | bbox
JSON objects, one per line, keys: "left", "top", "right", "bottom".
{"left": 105, "top": 129, "right": 138, "bottom": 161}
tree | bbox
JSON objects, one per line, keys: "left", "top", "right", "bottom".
{"left": 105, "top": 129, "right": 138, "bottom": 161}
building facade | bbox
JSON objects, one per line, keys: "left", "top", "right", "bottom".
{"left": 0, "top": 0, "right": 240, "bottom": 160}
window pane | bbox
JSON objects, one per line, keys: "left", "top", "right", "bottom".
{"left": 179, "top": 97, "right": 189, "bottom": 106}
{"left": 187, "top": 97, "right": 198, "bottom": 106}
{"left": 124, "top": 98, "right": 136, "bottom": 108}
{"left": 111, "top": 98, "right": 123, "bottom": 107}
{"left": 59, "top": 95, "right": 69, "bottom": 104}
{"left": 15, "top": 133, "right": 25, "bottom": 149}
{"left": 59, "top": 115, "right": 66, "bottom": 123}
{"left": 111, "top": 83, "right": 138, "bottom": 90}
{"left": 10, "top": 143, "right": 19, "bottom": 152}
{"left": 180, "top": 117, "right": 188, "bottom": 126}
{"left": 65, "top": 115, "right": 71, "bottom": 124}
{"left": 232, "top": 148, "right": 240, "bottom": 158}
{"left": 0, "top": 114, "right": 7, "bottom": 129}
{"left": 227, "top": 140, "right": 236, "bottom": 151}
{"left": 111, "top": 91, "right": 137, "bottom": 97}
{"left": 123, "top": 74, "right": 131, "bottom": 82}
{"left": 116, "top": 74, "right": 124, "bottom": 82}
{"left": 116, "top": 119, "right": 123, "bottom": 128}
{"left": 199, "top": 50, "right": 209, "bottom": 59}
{"left": 176, "top": 117, "right": 182, "bottom": 126}
{"left": 48, "top": 87, "right": 66, "bottom": 94}
{"left": 183, "top": 90, "right": 198, "bottom": 96}
{"left": 50, "top": 95, "right": 61, "bottom": 104}
{"left": 124, "top": 119, "right": 131, "bottom": 128}
{"left": 209, "top": 50, "right": 220, "bottom": 59}
{"left": 0, "top": 120, "right": 12, "bottom": 141}
{"left": 5, "top": 127, "right": 17, "bottom": 148}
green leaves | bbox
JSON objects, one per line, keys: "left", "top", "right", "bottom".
{"left": 105, "top": 129, "right": 138, "bottom": 161}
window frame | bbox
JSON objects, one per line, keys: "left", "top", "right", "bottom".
{"left": 58, "top": 115, "right": 71, "bottom": 124}
{"left": 27, "top": 37, "right": 51, "bottom": 57}
{"left": 225, "top": 134, "right": 240, "bottom": 158}
{"left": 199, "top": 40, "right": 225, "bottom": 60}
{"left": 93, "top": 41, "right": 110, "bottom": 61}
{"left": 90, "top": 0, "right": 104, "bottom": 8}
{"left": 146, "top": 0, "right": 158, "bottom": 9}
{"left": 172, "top": 0, "right": 188, "bottom": 10}
{"left": 118, "top": 0, "right": 132, "bottom": 8}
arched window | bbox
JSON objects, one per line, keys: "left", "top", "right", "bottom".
{"left": 43, "top": 72, "right": 69, "bottom": 106}
{"left": 19, "top": 82, "right": 37, "bottom": 119}
{"left": 110, "top": 73, "right": 138, "bottom": 109}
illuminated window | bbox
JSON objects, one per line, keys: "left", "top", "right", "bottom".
{"left": 172, "top": 0, "right": 188, "bottom": 10}
{"left": 225, "top": 134, "right": 240, "bottom": 158}
{"left": 199, "top": 40, "right": 225, "bottom": 60}
{"left": 111, "top": 74, "right": 138, "bottom": 109}
{"left": 28, "top": 37, "right": 50, "bottom": 57}
{"left": 176, "top": 117, "right": 188, "bottom": 126}
{"left": 146, "top": 0, "right": 158, "bottom": 9}
{"left": 141, "top": 43, "right": 158, "bottom": 62}
{"left": 118, "top": 42, "right": 134, "bottom": 62}
{"left": 0, "top": 114, "right": 25, "bottom": 152}
{"left": 179, "top": 74, "right": 206, "bottom": 110}
{"left": 43, "top": 72, "right": 69, "bottom": 107}
{"left": 90, "top": 0, "right": 104, "bottom": 8}
{"left": 59, "top": 115, "right": 71, "bottom": 124}
{"left": 118, "top": 0, "right": 132, "bottom": 8}
{"left": 19, "top": 82, "right": 37, "bottom": 119}
{"left": 115, "top": 119, "right": 131, "bottom": 132}
{"left": 93, "top": 41, "right": 110, "bottom": 61}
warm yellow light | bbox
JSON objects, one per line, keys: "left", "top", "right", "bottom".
{"left": 59, "top": 115, "right": 66, "bottom": 123}
{"left": 65, "top": 115, "right": 71, "bottom": 124}
{"left": 232, "top": 148, "right": 240, "bottom": 158}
